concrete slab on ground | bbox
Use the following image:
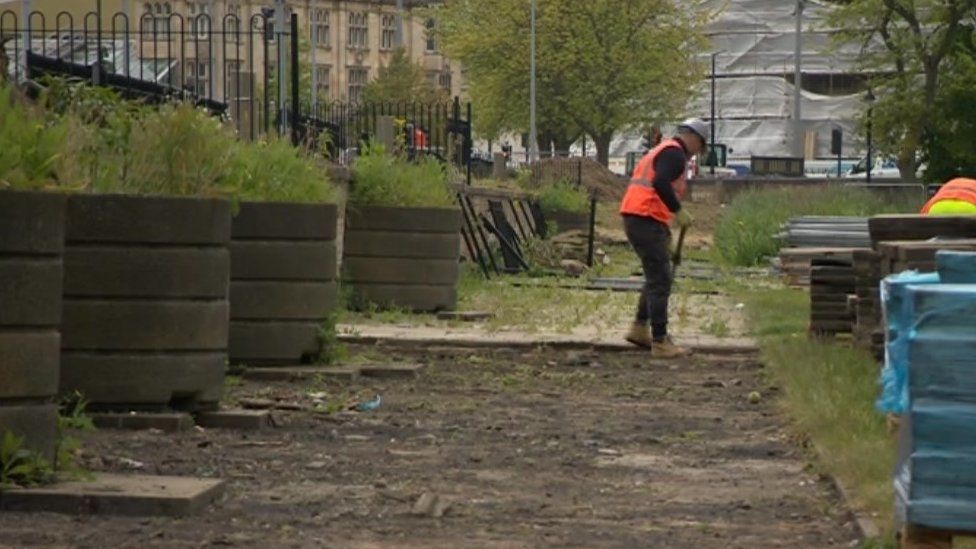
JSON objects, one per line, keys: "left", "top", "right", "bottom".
{"left": 242, "top": 366, "right": 360, "bottom": 383}
{"left": 436, "top": 311, "right": 495, "bottom": 322}
{"left": 337, "top": 324, "right": 757, "bottom": 355}
{"left": 91, "top": 412, "right": 194, "bottom": 432}
{"left": 195, "top": 409, "right": 274, "bottom": 431}
{"left": 0, "top": 473, "right": 225, "bottom": 516}
{"left": 357, "top": 363, "right": 426, "bottom": 379}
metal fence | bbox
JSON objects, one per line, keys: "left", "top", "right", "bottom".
{"left": 0, "top": 6, "right": 473, "bottom": 169}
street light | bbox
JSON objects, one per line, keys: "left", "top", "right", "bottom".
{"left": 528, "top": 0, "right": 538, "bottom": 163}
{"left": 709, "top": 51, "right": 721, "bottom": 175}
{"left": 865, "top": 89, "right": 875, "bottom": 184}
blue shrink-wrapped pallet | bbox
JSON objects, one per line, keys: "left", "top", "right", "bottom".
{"left": 894, "top": 284, "right": 976, "bottom": 532}
{"left": 937, "top": 250, "right": 976, "bottom": 283}
{"left": 876, "top": 271, "right": 941, "bottom": 414}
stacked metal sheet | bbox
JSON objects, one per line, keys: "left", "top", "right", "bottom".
{"left": 778, "top": 216, "right": 872, "bottom": 249}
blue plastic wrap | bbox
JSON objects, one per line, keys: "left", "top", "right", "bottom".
{"left": 936, "top": 250, "right": 976, "bottom": 283}
{"left": 893, "top": 284, "right": 976, "bottom": 532}
{"left": 876, "top": 271, "right": 941, "bottom": 414}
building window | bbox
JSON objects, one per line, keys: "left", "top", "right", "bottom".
{"left": 185, "top": 60, "right": 210, "bottom": 96}
{"left": 348, "top": 67, "right": 368, "bottom": 103}
{"left": 315, "top": 64, "right": 330, "bottom": 98}
{"left": 226, "top": 4, "right": 241, "bottom": 41}
{"left": 142, "top": 2, "right": 172, "bottom": 38}
{"left": 347, "top": 12, "right": 368, "bottom": 49}
{"left": 439, "top": 71, "right": 451, "bottom": 92}
{"left": 425, "top": 18, "right": 436, "bottom": 52}
{"left": 312, "top": 9, "right": 330, "bottom": 47}
{"left": 381, "top": 14, "right": 396, "bottom": 51}
{"left": 187, "top": 2, "right": 210, "bottom": 39}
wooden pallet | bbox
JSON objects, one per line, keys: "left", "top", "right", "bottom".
{"left": 901, "top": 524, "right": 975, "bottom": 548}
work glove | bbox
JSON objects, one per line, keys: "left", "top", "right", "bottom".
{"left": 675, "top": 209, "right": 693, "bottom": 229}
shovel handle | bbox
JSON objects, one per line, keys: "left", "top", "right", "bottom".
{"left": 672, "top": 225, "right": 688, "bottom": 268}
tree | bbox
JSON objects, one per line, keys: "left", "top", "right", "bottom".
{"left": 828, "top": 0, "right": 976, "bottom": 180}
{"left": 362, "top": 47, "right": 447, "bottom": 105}
{"left": 924, "top": 48, "right": 976, "bottom": 181}
{"left": 430, "top": 0, "right": 707, "bottom": 166}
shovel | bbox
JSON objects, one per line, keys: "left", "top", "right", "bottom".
{"left": 671, "top": 225, "right": 688, "bottom": 275}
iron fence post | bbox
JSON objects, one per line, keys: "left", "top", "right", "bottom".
{"left": 290, "top": 12, "right": 299, "bottom": 146}
{"left": 587, "top": 194, "right": 597, "bottom": 268}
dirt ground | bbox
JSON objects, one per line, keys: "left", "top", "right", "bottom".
{"left": 0, "top": 345, "right": 860, "bottom": 548}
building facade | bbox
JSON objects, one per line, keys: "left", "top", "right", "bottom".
{"left": 0, "top": 0, "right": 463, "bottom": 103}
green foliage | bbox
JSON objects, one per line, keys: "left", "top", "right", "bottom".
{"left": 0, "top": 431, "right": 54, "bottom": 489}
{"left": 923, "top": 50, "right": 976, "bottom": 182}
{"left": 430, "top": 0, "right": 708, "bottom": 163}
{"left": 0, "top": 86, "right": 76, "bottom": 191}
{"left": 363, "top": 48, "right": 446, "bottom": 105}
{"left": 714, "top": 186, "right": 916, "bottom": 267}
{"left": 349, "top": 142, "right": 455, "bottom": 208}
{"left": 230, "top": 137, "right": 337, "bottom": 203}
{"left": 828, "top": 0, "right": 976, "bottom": 179}
{"left": 102, "top": 103, "right": 238, "bottom": 197}
{"left": 537, "top": 179, "right": 590, "bottom": 214}
{"left": 317, "top": 312, "right": 347, "bottom": 365}
{"left": 58, "top": 391, "right": 96, "bottom": 432}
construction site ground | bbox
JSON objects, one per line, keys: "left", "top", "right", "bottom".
{"left": 0, "top": 342, "right": 861, "bottom": 548}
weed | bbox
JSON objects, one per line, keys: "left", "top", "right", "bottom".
{"left": 0, "top": 86, "right": 77, "bottom": 191}
{"left": 714, "top": 186, "right": 919, "bottom": 267}
{"left": 537, "top": 178, "right": 590, "bottom": 214}
{"left": 229, "top": 136, "right": 338, "bottom": 204}
{"left": 702, "top": 317, "right": 731, "bottom": 338}
{"left": 58, "top": 391, "right": 96, "bottom": 432}
{"left": 225, "top": 375, "right": 243, "bottom": 388}
{"left": 317, "top": 312, "right": 348, "bottom": 365}
{"left": 0, "top": 431, "right": 54, "bottom": 489}
{"left": 349, "top": 141, "right": 455, "bottom": 208}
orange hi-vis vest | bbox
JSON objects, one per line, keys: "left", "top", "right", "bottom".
{"left": 619, "top": 138, "right": 688, "bottom": 225}
{"left": 921, "top": 178, "right": 976, "bottom": 214}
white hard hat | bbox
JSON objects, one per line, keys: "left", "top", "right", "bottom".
{"left": 678, "top": 117, "right": 710, "bottom": 145}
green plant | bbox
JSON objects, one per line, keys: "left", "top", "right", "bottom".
{"left": 99, "top": 103, "right": 238, "bottom": 197}
{"left": 714, "top": 186, "right": 919, "bottom": 267}
{"left": 0, "top": 431, "right": 54, "bottom": 489}
{"left": 58, "top": 391, "right": 96, "bottom": 432}
{"left": 537, "top": 178, "right": 590, "bottom": 214}
{"left": 317, "top": 312, "right": 348, "bottom": 365}
{"left": 349, "top": 141, "right": 455, "bottom": 208}
{"left": 0, "top": 86, "right": 76, "bottom": 191}
{"left": 229, "top": 137, "right": 338, "bottom": 203}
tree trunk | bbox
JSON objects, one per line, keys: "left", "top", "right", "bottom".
{"left": 594, "top": 132, "right": 613, "bottom": 168}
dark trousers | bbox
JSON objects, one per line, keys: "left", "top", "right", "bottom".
{"left": 623, "top": 214, "right": 672, "bottom": 339}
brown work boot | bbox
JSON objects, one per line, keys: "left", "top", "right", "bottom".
{"left": 651, "top": 336, "right": 691, "bottom": 359}
{"left": 625, "top": 324, "right": 653, "bottom": 349}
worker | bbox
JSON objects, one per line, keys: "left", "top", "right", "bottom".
{"left": 620, "top": 118, "right": 709, "bottom": 358}
{"left": 921, "top": 177, "right": 976, "bottom": 215}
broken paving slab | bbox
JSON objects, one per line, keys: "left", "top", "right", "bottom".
{"left": 357, "top": 363, "right": 426, "bottom": 379}
{"left": 90, "top": 412, "right": 194, "bottom": 433}
{"left": 242, "top": 366, "right": 360, "bottom": 383}
{"left": 0, "top": 473, "right": 225, "bottom": 516}
{"left": 194, "top": 409, "right": 275, "bottom": 431}
{"left": 436, "top": 311, "right": 495, "bottom": 322}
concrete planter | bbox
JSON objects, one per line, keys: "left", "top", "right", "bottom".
{"left": 228, "top": 201, "right": 339, "bottom": 365}
{"left": 343, "top": 206, "right": 461, "bottom": 312}
{"left": 60, "top": 194, "right": 231, "bottom": 411}
{"left": 543, "top": 209, "right": 589, "bottom": 234}
{"left": 0, "top": 191, "right": 66, "bottom": 460}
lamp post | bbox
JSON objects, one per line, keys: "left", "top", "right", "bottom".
{"left": 865, "top": 89, "right": 875, "bottom": 184}
{"left": 528, "top": 0, "right": 538, "bottom": 163}
{"left": 710, "top": 51, "right": 719, "bottom": 175}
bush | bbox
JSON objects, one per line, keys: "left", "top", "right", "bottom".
{"left": 349, "top": 142, "right": 454, "bottom": 208}
{"left": 101, "top": 103, "right": 238, "bottom": 197}
{"left": 537, "top": 178, "right": 590, "bottom": 214}
{"left": 0, "top": 86, "right": 76, "bottom": 191}
{"left": 714, "top": 185, "right": 914, "bottom": 267}
{"left": 230, "top": 138, "right": 337, "bottom": 203}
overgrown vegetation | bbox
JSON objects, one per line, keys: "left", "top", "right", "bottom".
{"left": 714, "top": 186, "right": 920, "bottom": 267}
{"left": 1, "top": 80, "right": 337, "bottom": 203}
{"left": 537, "top": 178, "right": 590, "bottom": 214}
{"left": 0, "top": 392, "right": 95, "bottom": 490}
{"left": 739, "top": 286, "right": 897, "bottom": 539}
{"left": 349, "top": 141, "right": 454, "bottom": 208}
